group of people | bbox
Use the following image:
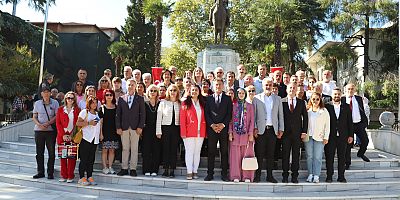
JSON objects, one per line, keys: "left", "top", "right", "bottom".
{"left": 31, "top": 64, "right": 370, "bottom": 186}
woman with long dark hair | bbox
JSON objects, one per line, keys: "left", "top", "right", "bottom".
{"left": 180, "top": 85, "right": 206, "bottom": 180}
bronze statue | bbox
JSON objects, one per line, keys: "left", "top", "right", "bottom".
{"left": 209, "top": 0, "right": 230, "bottom": 44}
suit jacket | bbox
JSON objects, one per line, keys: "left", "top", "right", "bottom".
{"left": 254, "top": 93, "right": 284, "bottom": 135}
{"left": 116, "top": 94, "right": 146, "bottom": 131}
{"left": 341, "top": 95, "right": 368, "bottom": 128}
{"left": 205, "top": 93, "right": 233, "bottom": 131}
{"left": 278, "top": 82, "right": 287, "bottom": 98}
{"left": 56, "top": 106, "right": 80, "bottom": 144}
{"left": 180, "top": 101, "right": 206, "bottom": 138}
{"left": 281, "top": 97, "right": 308, "bottom": 137}
{"left": 326, "top": 103, "right": 354, "bottom": 141}
{"left": 225, "top": 81, "right": 240, "bottom": 98}
{"left": 322, "top": 94, "right": 332, "bottom": 105}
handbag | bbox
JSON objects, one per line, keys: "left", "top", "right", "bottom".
{"left": 57, "top": 142, "right": 78, "bottom": 159}
{"left": 242, "top": 142, "right": 258, "bottom": 171}
{"left": 72, "top": 110, "right": 88, "bottom": 144}
{"left": 43, "top": 103, "right": 57, "bottom": 131}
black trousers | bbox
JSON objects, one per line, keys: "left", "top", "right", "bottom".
{"left": 79, "top": 139, "right": 97, "bottom": 178}
{"left": 325, "top": 135, "right": 347, "bottom": 179}
{"left": 35, "top": 131, "right": 56, "bottom": 175}
{"left": 255, "top": 127, "right": 276, "bottom": 178}
{"left": 207, "top": 128, "right": 229, "bottom": 176}
{"left": 142, "top": 126, "right": 162, "bottom": 174}
{"left": 281, "top": 133, "right": 301, "bottom": 178}
{"left": 345, "top": 123, "right": 369, "bottom": 165}
{"left": 161, "top": 125, "right": 180, "bottom": 169}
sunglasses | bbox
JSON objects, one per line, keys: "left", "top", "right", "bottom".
{"left": 217, "top": 72, "right": 223, "bottom": 74}
{"left": 105, "top": 94, "right": 113, "bottom": 97}
{"left": 312, "top": 98, "right": 320, "bottom": 101}
{"left": 248, "top": 90, "right": 255, "bottom": 93}
{"left": 170, "top": 89, "right": 177, "bottom": 92}
{"left": 150, "top": 90, "right": 158, "bottom": 93}
{"left": 76, "top": 84, "right": 83, "bottom": 86}
{"left": 66, "top": 97, "right": 74, "bottom": 100}
{"left": 101, "top": 80, "right": 108, "bottom": 82}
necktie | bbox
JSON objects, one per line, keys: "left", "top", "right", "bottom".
{"left": 128, "top": 96, "right": 132, "bottom": 109}
{"left": 349, "top": 97, "right": 353, "bottom": 111}
{"left": 290, "top": 98, "right": 294, "bottom": 112}
{"left": 216, "top": 95, "right": 220, "bottom": 108}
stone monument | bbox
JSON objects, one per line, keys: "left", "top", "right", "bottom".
{"left": 197, "top": 0, "right": 240, "bottom": 74}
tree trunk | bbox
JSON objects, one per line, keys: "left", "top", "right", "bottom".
{"left": 274, "top": 22, "right": 282, "bottom": 66}
{"left": 287, "top": 36, "right": 296, "bottom": 74}
{"left": 331, "top": 58, "right": 338, "bottom": 81}
{"left": 364, "top": 14, "right": 370, "bottom": 78}
{"left": 114, "top": 56, "right": 123, "bottom": 77}
{"left": 154, "top": 16, "right": 163, "bottom": 68}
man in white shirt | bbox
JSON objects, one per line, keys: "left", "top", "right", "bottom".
{"left": 341, "top": 83, "right": 370, "bottom": 170}
{"left": 121, "top": 66, "right": 133, "bottom": 93}
{"left": 236, "top": 64, "right": 246, "bottom": 88}
{"left": 322, "top": 70, "right": 337, "bottom": 96}
{"left": 253, "top": 64, "right": 268, "bottom": 94}
{"left": 133, "top": 69, "right": 142, "bottom": 84}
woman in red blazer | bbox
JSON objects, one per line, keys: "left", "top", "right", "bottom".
{"left": 180, "top": 85, "right": 206, "bottom": 180}
{"left": 56, "top": 91, "right": 80, "bottom": 183}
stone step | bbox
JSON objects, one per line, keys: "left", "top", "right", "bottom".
{"left": 18, "top": 135, "right": 35, "bottom": 143}
{"left": 0, "top": 170, "right": 399, "bottom": 199}
{"left": 2, "top": 158, "right": 400, "bottom": 182}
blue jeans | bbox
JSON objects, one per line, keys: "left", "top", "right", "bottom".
{"left": 304, "top": 137, "right": 324, "bottom": 176}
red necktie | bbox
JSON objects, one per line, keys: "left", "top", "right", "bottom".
{"left": 290, "top": 98, "right": 294, "bottom": 112}
{"left": 349, "top": 97, "right": 353, "bottom": 111}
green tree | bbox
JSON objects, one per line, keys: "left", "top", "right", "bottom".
{"left": 161, "top": 42, "right": 196, "bottom": 76}
{"left": 376, "top": 19, "right": 398, "bottom": 73}
{"left": 142, "top": 0, "right": 173, "bottom": 68}
{"left": 121, "top": 0, "right": 155, "bottom": 73}
{"left": 0, "top": 0, "right": 55, "bottom": 14}
{"left": 319, "top": 0, "right": 398, "bottom": 78}
{"left": 321, "top": 44, "right": 356, "bottom": 81}
{"left": 108, "top": 41, "right": 131, "bottom": 76}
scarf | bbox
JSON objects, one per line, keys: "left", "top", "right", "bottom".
{"left": 233, "top": 99, "right": 247, "bottom": 135}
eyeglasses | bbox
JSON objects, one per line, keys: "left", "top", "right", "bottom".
{"left": 101, "top": 80, "right": 107, "bottom": 82}
{"left": 217, "top": 72, "right": 223, "bottom": 74}
{"left": 312, "top": 98, "right": 320, "bottom": 101}
{"left": 150, "top": 90, "right": 158, "bottom": 93}
{"left": 76, "top": 84, "right": 82, "bottom": 86}
{"left": 248, "top": 90, "right": 255, "bottom": 93}
{"left": 66, "top": 97, "right": 74, "bottom": 100}
{"left": 170, "top": 89, "right": 177, "bottom": 92}
{"left": 105, "top": 94, "right": 113, "bottom": 97}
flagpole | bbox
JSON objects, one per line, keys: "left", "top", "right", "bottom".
{"left": 38, "top": 0, "right": 51, "bottom": 85}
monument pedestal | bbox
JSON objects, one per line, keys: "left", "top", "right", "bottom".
{"left": 197, "top": 45, "right": 240, "bottom": 74}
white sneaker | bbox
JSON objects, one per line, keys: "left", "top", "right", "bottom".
{"left": 66, "top": 179, "right": 74, "bottom": 183}
{"left": 109, "top": 167, "right": 116, "bottom": 174}
{"left": 58, "top": 178, "right": 66, "bottom": 182}
{"left": 233, "top": 179, "right": 239, "bottom": 183}
{"left": 313, "top": 176, "right": 320, "bottom": 183}
{"left": 244, "top": 179, "right": 251, "bottom": 183}
{"left": 145, "top": 173, "right": 151, "bottom": 176}
{"left": 151, "top": 173, "right": 157, "bottom": 177}
{"left": 306, "top": 174, "right": 313, "bottom": 183}
{"left": 102, "top": 168, "right": 110, "bottom": 175}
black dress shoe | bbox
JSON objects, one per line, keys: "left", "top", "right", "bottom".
{"left": 47, "top": 174, "right": 54, "bottom": 179}
{"left": 359, "top": 155, "right": 370, "bottom": 162}
{"left": 282, "top": 177, "right": 288, "bottom": 183}
{"left": 345, "top": 164, "right": 350, "bottom": 170}
{"left": 253, "top": 176, "right": 260, "bottom": 183}
{"left": 337, "top": 178, "right": 347, "bottom": 183}
{"left": 266, "top": 176, "right": 278, "bottom": 183}
{"left": 169, "top": 171, "right": 175, "bottom": 178}
{"left": 221, "top": 175, "right": 229, "bottom": 182}
{"left": 117, "top": 169, "right": 128, "bottom": 176}
{"left": 325, "top": 178, "right": 333, "bottom": 183}
{"left": 204, "top": 174, "right": 213, "bottom": 181}
{"left": 162, "top": 169, "right": 169, "bottom": 177}
{"left": 33, "top": 173, "right": 45, "bottom": 179}
{"left": 291, "top": 177, "right": 299, "bottom": 184}
{"left": 130, "top": 170, "right": 137, "bottom": 177}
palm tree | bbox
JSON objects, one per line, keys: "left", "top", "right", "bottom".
{"left": 1, "top": 0, "right": 55, "bottom": 15}
{"left": 142, "top": 0, "right": 173, "bottom": 68}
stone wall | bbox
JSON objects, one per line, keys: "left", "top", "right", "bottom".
{"left": 368, "top": 129, "right": 400, "bottom": 156}
{"left": 0, "top": 119, "right": 34, "bottom": 142}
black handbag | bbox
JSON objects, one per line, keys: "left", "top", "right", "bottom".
{"left": 43, "top": 103, "right": 57, "bottom": 131}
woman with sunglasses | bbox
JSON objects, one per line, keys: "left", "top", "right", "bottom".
{"left": 156, "top": 84, "right": 181, "bottom": 178}
{"left": 97, "top": 76, "right": 112, "bottom": 103}
{"left": 56, "top": 91, "right": 80, "bottom": 183}
{"left": 99, "top": 89, "right": 119, "bottom": 175}
{"left": 142, "top": 85, "right": 162, "bottom": 176}
{"left": 72, "top": 80, "right": 84, "bottom": 104}
{"left": 76, "top": 96, "right": 101, "bottom": 186}
{"left": 78, "top": 86, "right": 101, "bottom": 110}
{"left": 305, "top": 92, "right": 330, "bottom": 183}
{"left": 229, "top": 88, "right": 255, "bottom": 183}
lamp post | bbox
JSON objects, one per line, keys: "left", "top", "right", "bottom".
{"left": 38, "top": 0, "right": 51, "bottom": 85}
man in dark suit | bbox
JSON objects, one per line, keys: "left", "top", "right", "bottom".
{"left": 225, "top": 71, "right": 239, "bottom": 96}
{"left": 342, "top": 83, "right": 370, "bottom": 169}
{"left": 116, "top": 79, "right": 146, "bottom": 177}
{"left": 325, "top": 88, "right": 354, "bottom": 183}
{"left": 204, "top": 78, "right": 233, "bottom": 181}
{"left": 281, "top": 82, "right": 308, "bottom": 183}
{"left": 273, "top": 70, "right": 287, "bottom": 98}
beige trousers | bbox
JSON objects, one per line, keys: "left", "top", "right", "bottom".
{"left": 121, "top": 128, "right": 140, "bottom": 170}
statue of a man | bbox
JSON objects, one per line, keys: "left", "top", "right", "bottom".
{"left": 209, "top": 0, "right": 230, "bottom": 44}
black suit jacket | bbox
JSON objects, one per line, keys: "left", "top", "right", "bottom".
{"left": 341, "top": 95, "right": 368, "bottom": 128}
{"left": 326, "top": 103, "right": 354, "bottom": 140}
{"left": 281, "top": 97, "right": 308, "bottom": 137}
{"left": 205, "top": 93, "right": 233, "bottom": 130}
{"left": 115, "top": 94, "right": 146, "bottom": 131}
{"left": 278, "top": 82, "right": 287, "bottom": 98}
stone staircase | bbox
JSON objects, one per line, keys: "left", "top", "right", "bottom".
{"left": 0, "top": 129, "right": 399, "bottom": 199}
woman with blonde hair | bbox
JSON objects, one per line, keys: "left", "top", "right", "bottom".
{"left": 156, "top": 84, "right": 181, "bottom": 178}
{"left": 97, "top": 76, "right": 112, "bottom": 103}
{"left": 142, "top": 85, "right": 162, "bottom": 176}
{"left": 78, "top": 85, "right": 101, "bottom": 110}
{"left": 305, "top": 92, "right": 330, "bottom": 183}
